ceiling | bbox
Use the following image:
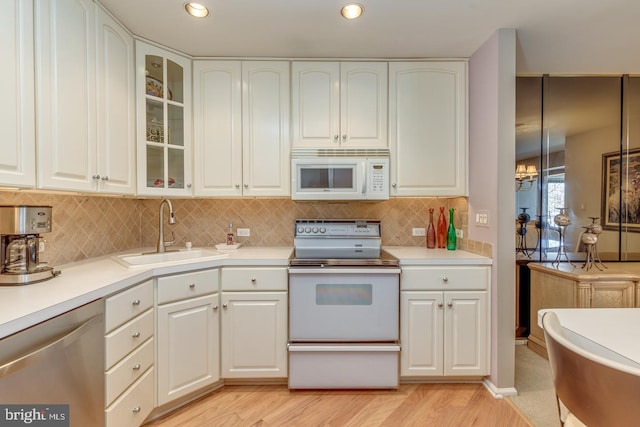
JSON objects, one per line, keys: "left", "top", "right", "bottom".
{"left": 99, "top": 0, "right": 640, "bottom": 75}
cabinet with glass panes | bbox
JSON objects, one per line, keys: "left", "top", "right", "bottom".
{"left": 135, "top": 41, "right": 192, "bottom": 195}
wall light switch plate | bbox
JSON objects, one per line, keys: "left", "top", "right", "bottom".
{"left": 475, "top": 210, "right": 490, "bottom": 228}
{"left": 237, "top": 228, "right": 250, "bottom": 237}
{"left": 412, "top": 228, "right": 426, "bottom": 236}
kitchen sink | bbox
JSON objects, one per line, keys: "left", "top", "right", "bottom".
{"left": 113, "top": 248, "right": 228, "bottom": 268}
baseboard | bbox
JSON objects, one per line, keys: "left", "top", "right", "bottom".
{"left": 482, "top": 378, "right": 518, "bottom": 398}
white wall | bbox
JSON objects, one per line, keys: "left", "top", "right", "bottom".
{"left": 469, "top": 29, "right": 517, "bottom": 394}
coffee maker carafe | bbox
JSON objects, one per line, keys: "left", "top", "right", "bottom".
{"left": 0, "top": 206, "right": 61, "bottom": 285}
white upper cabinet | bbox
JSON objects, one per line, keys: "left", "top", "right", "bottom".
{"left": 35, "top": 0, "right": 135, "bottom": 194}
{"left": 242, "top": 61, "right": 290, "bottom": 197}
{"left": 136, "top": 41, "right": 192, "bottom": 196}
{"left": 0, "top": 0, "right": 35, "bottom": 188}
{"left": 193, "top": 60, "right": 289, "bottom": 197}
{"left": 389, "top": 61, "right": 468, "bottom": 196}
{"left": 95, "top": 5, "right": 136, "bottom": 194}
{"left": 292, "top": 61, "right": 387, "bottom": 148}
{"left": 35, "top": 0, "right": 97, "bottom": 192}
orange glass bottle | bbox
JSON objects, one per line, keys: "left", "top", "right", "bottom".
{"left": 437, "top": 207, "right": 447, "bottom": 248}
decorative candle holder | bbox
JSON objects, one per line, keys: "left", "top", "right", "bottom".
{"left": 516, "top": 208, "right": 531, "bottom": 258}
{"left": 583, "top": 217, "right": 606, "bottom": 270}
{"left": 552, "top": 208, "right": 575, "bottom": 268}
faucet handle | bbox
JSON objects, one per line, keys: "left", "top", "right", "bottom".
{"left": 164, "top": 231, "right": 176, "bottom": 247}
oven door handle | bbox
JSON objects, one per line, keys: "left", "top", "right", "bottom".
{"left": 288, "top": 267, "right": 401, "bottom": 274}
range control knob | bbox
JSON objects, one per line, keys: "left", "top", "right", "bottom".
{"left": 312, "top": 227, "right": 318, "bottom": 233}
{"left": 297, "top": 226, "right": 304, "bottom": 233}
{"left": 320, "top": 227, "right": 326, "bottom": 233}
{"left": 305, "top": 227, "right": 311, "bottom": 233}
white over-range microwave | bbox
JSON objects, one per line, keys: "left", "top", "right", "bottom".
{"left": 291, "top": 149, "right": 390, "bottom": 201}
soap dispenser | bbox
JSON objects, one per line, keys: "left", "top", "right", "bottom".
{"left": 226, "top": 220, "right": 235, "bottom": 245}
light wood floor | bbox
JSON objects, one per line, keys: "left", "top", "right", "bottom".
{"left": 144, "top": 383, "right": 533, "bottom": 426}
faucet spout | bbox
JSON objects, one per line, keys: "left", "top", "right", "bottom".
{"left": 157, "top": 198, "right": 175, "bottom": 253}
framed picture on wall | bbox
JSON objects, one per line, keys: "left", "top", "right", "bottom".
{"left": 601, "top": 148, "right": 640, "bottom": 231}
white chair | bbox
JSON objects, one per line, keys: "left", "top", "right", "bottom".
{"left": 542, "top": 312, "right": 640, "bottom": 426}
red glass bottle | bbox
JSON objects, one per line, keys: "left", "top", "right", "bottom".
{"left": 427, "top": 208, "right": 436, "bottom": 248}
{"left": 437, "top": 207, "right": 447, "bottom": 248}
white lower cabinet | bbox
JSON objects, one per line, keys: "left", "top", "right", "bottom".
{"left": 220, "top": 267, "right": 288, "bottom": 378}
{"left": 400, "top": 266, "right": 489, "bottom": 378}
{"left": 104, "top": 280, "right": 154, "bottom": 427}
{"left": 156, "top": 269, "right": 220, "bottom": 406}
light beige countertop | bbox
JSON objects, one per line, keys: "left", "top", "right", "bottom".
{"left": 528, "top": 261, "right": 640, "bottom": 281}
{"left": 0, "top": 246, "right": 293, "bottom": 339}
{"left": 0, "top": 246, "right": 491, "bottom": 339}
{"left": 384, "top": 246, "right": 492, "bottom": 266}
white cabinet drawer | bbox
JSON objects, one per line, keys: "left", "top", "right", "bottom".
{"left": 105, "top": 338, "right": 154, "bottom": 407}
{"left": 105, "top": 309, "right": 154, "bottom": 369}
{"left": 401, "top": 266, "right": 489, "bottom": 291}
{"left": 105, "top": 280, "right": 153, "bottom": 333}
{"left": 106, "top": 367, "right": 154, "bottom": 427}
{"left": 157, "top": 269, "right": 219, "bottom": 304}
{"left": 221, "top": 267, "right": 287, "bottom": 291}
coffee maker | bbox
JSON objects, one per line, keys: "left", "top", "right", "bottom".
{"left": 0, "top": 205, "right": 61, "bottom": 285}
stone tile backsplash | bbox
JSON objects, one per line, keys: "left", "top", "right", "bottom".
{"left": 0, "top": 191, "right": 485, "bottom": 266}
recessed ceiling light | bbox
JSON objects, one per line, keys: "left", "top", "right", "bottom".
{"left": 341, "top": 3, "right": 364, "bottom": 20}
{"left": 185, "top": 2, "right": 209, "bottom": 18}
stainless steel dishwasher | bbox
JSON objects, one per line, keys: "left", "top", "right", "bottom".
{"left": 0, "top": 299, "right": 105, "bottom": 427}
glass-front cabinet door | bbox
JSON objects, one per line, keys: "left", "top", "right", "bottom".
{"left": 135, "top": 41, "right": 192, "bottom": 195}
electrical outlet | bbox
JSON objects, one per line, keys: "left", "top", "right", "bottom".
{"left": 455, "top": 229, "right": 463, "bottom": 239}
{"left": 237, "top": 228, "right": 250, "bottom": 237}
{"left": 412, "top": 228, "right": 426, "bottom": 237}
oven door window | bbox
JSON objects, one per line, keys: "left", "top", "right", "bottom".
{"left": 316, "top": 283, "right": 372, "bottom": 305}
{"left": 299, "top": 166, "right": 355, "bottom": 190}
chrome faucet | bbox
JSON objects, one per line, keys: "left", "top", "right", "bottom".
{"left": 156, "top": 198, "right": 176, "bottom": 253}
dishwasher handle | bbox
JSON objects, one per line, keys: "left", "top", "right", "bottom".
{"left": 0, "top": 313, "right": 103, "bottom": 377}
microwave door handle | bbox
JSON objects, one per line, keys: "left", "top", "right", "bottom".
{"left": 361, "top": 162, "right": 367, "bottom": 195}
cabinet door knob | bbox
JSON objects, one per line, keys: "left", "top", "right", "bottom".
{"left": 92, "top": 174, "right": 101, "bottom": 180}
{"left": 442, "top": 276, "right": 449, "bottom": 283}
{"left": 447, "top": 302, "right": 453, "bottom": 308}
{"left": 101, "top": 175, "right": 109, "bottom": 181}
{"left": 342, "top": 134, "right": 347, "bottom": 140}
{"left": 132, "top": 299, "right": 141, "bottom": 306}
{"left": 133, "top": 364, "right": 141, "bottom": 371}
{"left": 251, "top": 278, "right": 257, "bottom": 284}
{"left": 223, "top": 304, "right": 228, "bottom": 309}
{"left": 187, "top": 183, "right": 192, "bottom": 188}
{"left": 244, "top": 184, "right": 248, "bottom": 189}
{"left": 189, "top": 283, "right": 196, "bottom": 289}
{"left": 334, "top": 135, "right": 339, "bottom": 142}
{"left": 392, "top": 183, "right": 397, "bottom": 188}
{"left": 437, "top": 302, "right": 443, "bottom": 308}
{"left": 213, "top": 305, "right": 219, "bottom": 311}
{"left": 132, "top": 331, "right": 141, "bottom": 338}
{"left": 132, "top": 407, "right": 141, "bottom": 414}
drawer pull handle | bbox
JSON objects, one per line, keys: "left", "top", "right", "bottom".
{"left": 442, "top": 276, "right": 449, "bottom": 283}
{"left": 447, "top": 302, "right": 453, "bottom": 308}
{"left": 132, "top": 407, "right": 141, "bottom": 414}
{"left": 132, "top": 331, "right": 141, "bottom": 338}
{"left": 189, "top": 283, "right": 196, "bottom": 289}
{"left": 133, "top": 364, "right": 141, "bottom": 370}
{"left": 251, "top": 278, "right": 257, "bottom": 284}
{"left": 132, "top": 299, "right": 141, "bottom": 306}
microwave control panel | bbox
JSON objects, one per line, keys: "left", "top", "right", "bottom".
{"left": 366, "top": 159, "right": 389, "bottom": 199}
